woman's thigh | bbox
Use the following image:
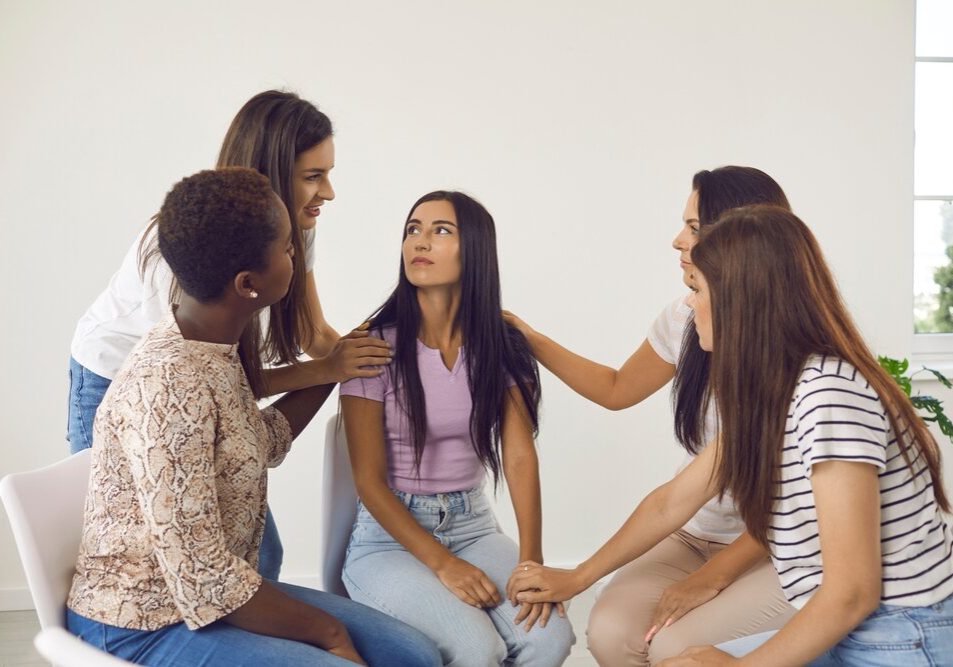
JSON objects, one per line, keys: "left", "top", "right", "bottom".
{"left": 275, "top": 582, "right": 441, "bottom": 667}
{"left": 453, "top": 530, "right": 574, "bottom": 666}
{"left": 343, "top": 546, "right": 507, "bottom": 667}
{"left": 586, "top": 531, "right": 706, "bottom": 666}
{"left": 67, "top": 607, "right": 352, "bottom": 667}
{"left": 647, "top": 555, "right": 794, "bottom": 663}
{"left": 67, "top": 357, "right": 111, "bottom": 453}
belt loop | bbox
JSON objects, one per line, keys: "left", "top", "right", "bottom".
{"left": 462, "top": 489, "right": 472, "bottom": 514}
{"left": 392, "top": 489, "right": 412, "bottom": 508}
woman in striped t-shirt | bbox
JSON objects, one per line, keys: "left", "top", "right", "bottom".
{"left": 510, "top": 206, "right": 953, "bottom": 666}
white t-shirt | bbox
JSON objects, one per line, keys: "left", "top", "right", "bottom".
{"left": 71, "top": 225, "right": 317, "bottom": 380}
{"left": 646, "top": 295, "right": 745, "bottom": 543}
{"left": 772, "top": 355, "right": 953, "bottom": 609}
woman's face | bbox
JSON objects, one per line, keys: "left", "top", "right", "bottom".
{"left": 402, "top": 199, "right": 462, "bottom": 289}
{"left": 686, "top": 268, "right": 713, "bottom": 352}
{"left": 254, "top": 196, "right": 296, "bottom": 306}
{"left": 672, "top": 190, "right": 701, "bottom": 287}
{"left": 292, "top": 137, "right": 336, "bottom": 231}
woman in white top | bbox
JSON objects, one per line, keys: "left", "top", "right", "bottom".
{"left": 511, "top": 205, "right": 953, "bottom": 666}
{"left": 67, "top": 90, "right": 392, "bottom": 580}
{"left": 505, "top": 166, "right": 796, "bottom": 664}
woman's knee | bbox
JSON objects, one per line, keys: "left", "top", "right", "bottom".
{"left": 443, "top": 633, "right": 507, "bottom": 667}
{"left": 516, "top": 618, "right": 574, "bottom": 666}
{"left": 586, "top": 596, "right": 649, "bottom": 666}
{"left": 645, "top": 623, "right": 696, "bottom": 665}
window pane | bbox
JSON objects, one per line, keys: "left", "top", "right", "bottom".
{"left": 917, "top": 0, "right": 953, "bottom": 57}
{"left": 914, "top": 199, "right": 953, "bottom": 333}
{"left": 915, "top": 62, "right": 953, "bottom": 196}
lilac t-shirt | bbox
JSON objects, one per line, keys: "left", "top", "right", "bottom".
{"left": 339, "top": 327, "right": 488, "bottom": 495}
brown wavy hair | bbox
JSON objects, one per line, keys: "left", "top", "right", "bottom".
{"left": 692, "top": 205, "right": 949, "bottom": 546}
{"left": 672, "top": 166, "right": 791, "bottom": 453}
{"left": 140, "top": 90, "right": 332, "bottom": 396}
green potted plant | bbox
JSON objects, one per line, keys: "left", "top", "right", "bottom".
{"left": 878, "top": 356, "right": 953, "bottom": 444}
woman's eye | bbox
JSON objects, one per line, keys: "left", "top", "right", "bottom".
{"left": 435, "top": 226, "right": 452, "bottom": 234}
{"left": 406, "top": 227, "right": 419, "bottom": 236}
{"left": 690, "top": 225, "right": 700, "bottom": 235}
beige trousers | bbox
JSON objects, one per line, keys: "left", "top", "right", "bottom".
{"left": 586, "top": 530, "right": 795, "bottom": 666}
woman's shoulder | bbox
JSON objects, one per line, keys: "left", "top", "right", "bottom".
{"left": 793, "top": 355, "right": 882, "bottom": 411}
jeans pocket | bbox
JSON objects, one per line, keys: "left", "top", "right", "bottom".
{"left": 839, "top": 608, "right": 924, "bottom": 651}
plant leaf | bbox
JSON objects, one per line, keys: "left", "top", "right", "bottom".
{"left": 924, "top": 367, "right": 953, "bottom": 389}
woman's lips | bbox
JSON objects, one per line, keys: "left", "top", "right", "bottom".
{"left": 304, "top": 205, "right": 321, "bottom": 217}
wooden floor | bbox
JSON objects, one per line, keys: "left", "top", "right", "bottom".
{"left": 0, "top": 610, "right": 45, "bottom": 666}
{"left": 0, "top": 601, "right": 598, "bottom": 666}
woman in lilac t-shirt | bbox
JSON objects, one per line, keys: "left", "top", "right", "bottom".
{"left": 339, "top": 191, "right": 574, "bottom": 666}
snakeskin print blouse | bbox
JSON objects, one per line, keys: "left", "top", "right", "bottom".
{"left": 67, "top": 315, "right": 293, "bottom": 630}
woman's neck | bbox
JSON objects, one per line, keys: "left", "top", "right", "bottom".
{"left": 416, "top": 286, "right": 462, "bottom": 350}
{"left": 174, "top": 295, "right": 252, "bottom": 345}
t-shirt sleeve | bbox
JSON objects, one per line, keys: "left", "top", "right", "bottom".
{"left": 794, "top": 369, "right": 889, "bottom": 477}
{"left": 302, "top": 227, "right": 317, "bottom": 272}
{"left": 121, "top": 368, "right": 261, "bottom": 629}
{"left": 340, "top": 371, "right": 387, "bottom": 402}
{"left": 646, "top": 295, "right": 690, "bottom": 365}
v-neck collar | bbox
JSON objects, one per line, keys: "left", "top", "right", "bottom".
{"left": 417, "top": 339, "right": 464, "bottom": 376}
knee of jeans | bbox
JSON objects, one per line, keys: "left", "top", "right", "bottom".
{"left": 587, "top": 599, "right": 649, "bottom": 666}
{"left": 444, "top": 634, "right": 507, "bottom": 667}
{"left": 519, "top": 620, "right": 574, "bottom": 665}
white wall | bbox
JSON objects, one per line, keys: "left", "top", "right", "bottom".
{"left": 1, "top": 0, "right": 934, "bottom": 602}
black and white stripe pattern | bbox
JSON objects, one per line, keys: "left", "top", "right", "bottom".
{"left": 769, "top": 355, "right": 953, "bottom": 609}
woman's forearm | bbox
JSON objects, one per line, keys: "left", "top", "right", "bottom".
{"left": 225, "top": 580, "right": 352, "bottom": 651}
{"left": 261, "top": 360, "right": 335, "bottom": 396}
{"left": 356, "top": 480, "right": 455, "bottom": 572}
{"left": 693, "top": 531, "right": 769, "bottom": 591}
{"left": 504, "top": 450, "right": 543, "bottom": 563}
{"left": 271, "top": 382, "right": 335, "bottom": 438}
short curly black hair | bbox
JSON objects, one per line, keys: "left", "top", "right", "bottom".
{"left": 158, "top": 167, "right": 281, "bottom": 303}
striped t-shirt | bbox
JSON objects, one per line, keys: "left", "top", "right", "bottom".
{"left": 770, "top": 355, "right": 953, "bottom": 609}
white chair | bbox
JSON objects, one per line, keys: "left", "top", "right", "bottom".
{"left": 1, "top": 449, "right": 134, "bottom": 666}
{"left": 320, "top": 414, "right": 359, "bottom": 597}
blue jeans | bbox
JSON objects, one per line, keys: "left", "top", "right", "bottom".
{"left": 66, "top": 356, "right": 284, "bottom": 581}
{"left": 66, "top": 581, "right": 441, "bottom": 666}
{"left": 343, "top": 488, "right": 574, "bottom": 667}
{"left": 717, "top": 592, "right": 953, "bottom": 665}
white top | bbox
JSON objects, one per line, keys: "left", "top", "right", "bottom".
{"left": 771, "top": 355, "right": 953, "bottom": 609}
{"left": 71, "top": 225, "right": 317, "bottom": 380}
{"left": 646, "top": 295, "right": 744, "bottom": 543}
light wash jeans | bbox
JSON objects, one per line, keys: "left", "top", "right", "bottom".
{"left": 66, "top": 581, "right": 441, "bottom": 666}
{"left": 66, "top": 355, "right": 285, "bottom": 581}
{"left": 717, "top": 592, "right": 953, "bottom": 665}
{"left": 343, "top": 488, "right": 574, "bottom": 667}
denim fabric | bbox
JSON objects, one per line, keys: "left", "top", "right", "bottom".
{"left": 67, "top": 356, "right": 112, "bottom": 454}
{"left": 66, "top": 356, "right": 285, "bottom": 581}
{"left": 343, "top": 488, "right": 574, "bottom": 667}
{"left": 716, "top": 591, "right": 953, "bottom": 666}
{"left": 66, "top": 581, "right": 441, "bottom": 666}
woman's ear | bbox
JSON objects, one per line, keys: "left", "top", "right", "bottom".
{"left": 233, "top": 271, "right": 260, "bottom": 300}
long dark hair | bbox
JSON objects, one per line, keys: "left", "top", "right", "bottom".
{"left": 692, "top": 205, "right": 949, "bottom": 545}
{"left": 672, "top": 166, "right": 791, "bottom": 453}
{"left": 139, "top": 90, "right": 332, "bottom": 396}
{"left": 368, "top": 191, "right": 541, "bottom": 486}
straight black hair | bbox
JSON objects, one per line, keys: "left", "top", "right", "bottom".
{"left": 368, "top": 191, "right": 541, "bottom": 485}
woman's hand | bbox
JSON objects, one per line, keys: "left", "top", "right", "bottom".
{"left": 318, "top": 324, "right": 391, "bottom": 383}
{"left": 502, "top": 310, "right": 535, "bottom": 340}
{"left": 645, "top": 572, "right": 723, "bottom": 643}
{"left": 434, "top": 556, "right": 502, "bottom": 608}
{"left": 513, "top": 600, "right": 566, "bottom": 631}
{"left": 657, "top": 645, "right": 738, "bottom": 666}
{"left": 327, "top": 639, "right": 367, "bottom": 665}
{"left": 507, "top": 561, "right": 586, "bottom": 604}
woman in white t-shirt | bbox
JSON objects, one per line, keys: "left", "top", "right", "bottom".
{"left": 510, "top": 205, "right": 953, "bottom": 666}
{"left": 67, "top": 90, "right": 392, "bottom": 580}
{"left": 504, "top": 166, "right": 797, "bottom": 665}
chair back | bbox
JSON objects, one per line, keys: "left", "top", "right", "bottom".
{"left": 0, "top": 449, "right": 91, "bottom": 630}
{"left": 320, "top": 415, "right": 359, "bottom": 597}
